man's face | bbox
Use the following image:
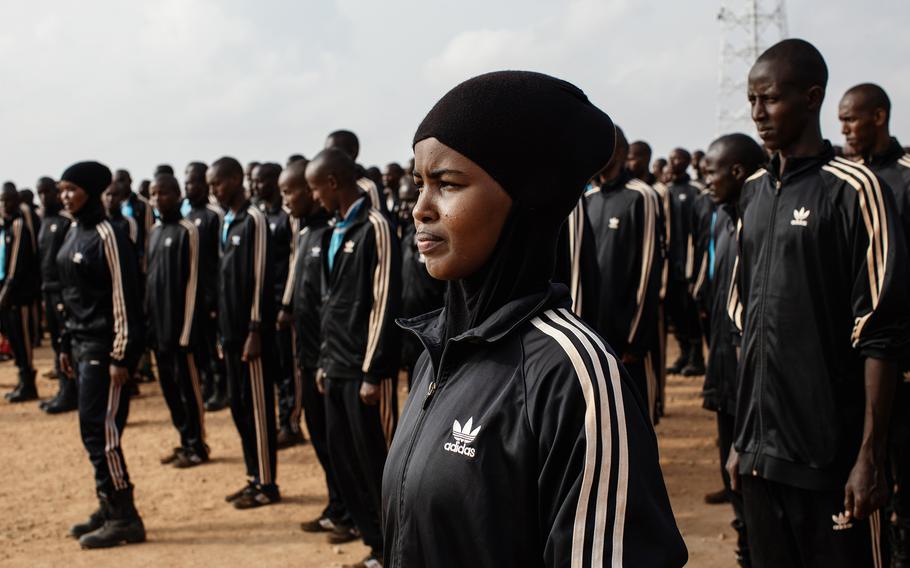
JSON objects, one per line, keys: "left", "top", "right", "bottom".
{"left": 305, "top": 169, "right": 339, "bottom": 214}
{"left": 0, "top": 193, "right": 17, "bottom": 219}
{"left": 207, "top": 168, "right": 241, "bottom": 208}
{"left": 254, "top": 166, "right": 278, "bottom": 201}
{"left": 382, "top": 166, "right": 402, "bottom": 191}
{"left": 279, "top": 174, "right": 315, "bottom": 218}
{"left": 748, "top": 61, "right": 817, "bottom": 152}
{"left": 37, "top": 184, "right": 59, "bottom": 209}
{"left": 704, "top": 147, "right": 737, "bottom": 204}
{"left": 626, "top": 145, "right": 650, "bottom": 179}
{"left": 184, "top": 167, "right": 208, "bottom": 203}
{"left": 669, "top": 151, "right": 690, "bottom": 177}
{"left": 838, "top": 93, "right": 881, "bottom": 157}
{"left": 150, "top": 183, "right": 180, "bottom": 217}
{"left": 102, "top": 185, "right": 120, "bottom": 213}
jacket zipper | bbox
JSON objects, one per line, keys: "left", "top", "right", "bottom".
{"left": 393, "top": 340, "right": 456, "bottom": 566}
{"left": 752, "top": 178, "right": 782, "bottom": 475}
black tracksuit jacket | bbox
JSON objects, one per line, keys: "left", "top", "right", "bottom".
{"left": 259, "top": 200, "right": 292, "bottom": 304}
{"left": 38, "top": 208, "right": 72, "bottom": 293}
{"left": 382, "top": 285, "right": 687, "bottom": 567}
{"left": 282, "top": 210, "right": 332, "bottom": 371}
{"left": 554, "top": 197, "right": 600, "bottom": 328}
{"left": 218, "top": 202, "right": 274, "bottom": 346}
{"left": 184, "top": 202, "right": 223, "bottom": 316}
{"left": 730, "top": 145, "right": 910, "bottom": 490}
{"left": 585, "top": 172, "right": 662, "bottom": 358}
{"left": 0, "top": 211, "right": 40, "bottom": 306}
{"left": 57, "top": 214, "right": 144, "bottom": 367}
{"left": 319, "top": 201, "right": 401, "bottom": 383}
{"left": 666, "top": 175, "right": 703, "bottom": 283}
{"left": 146, "top": 214, "right": 201, "bottom": 351}
{"left": 698, "top": 203, "right": 738, "bottom": 414}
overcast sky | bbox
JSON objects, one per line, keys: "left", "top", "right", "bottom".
{"left": 1, "top": 0, "right": 908, "bottom": 188}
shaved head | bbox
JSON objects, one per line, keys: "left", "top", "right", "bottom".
{"left": 842, "top": 83, "right": 891, "bottom": 123}
{"left": 325, "top": 130, "right": 360, "bottom": 160}
{"left": 709, "top": 134, "right": 766, "bottom": 173}
{"left": 307, "top": 148, "right": 358, "bottom": 186}
{"left": 151, "top": 173, "right": 180, "bottom": 196}
{"left": 753, "top": 38, "right": 828, "bottom": 92}
{"left": 212, "top": 156, "right": 243, "bottom": 179}
{"left": 282, "top": 158, "right": 309, "bottom": 183}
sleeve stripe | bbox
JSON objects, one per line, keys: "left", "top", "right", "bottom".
{"left": 281, "top": 228, "right": 308, "bottom": 307}
{"left": 362, "top": 211, "right": 391, "bottom": 373}
{"left": 531, "top": 308, "right": 629, "bottom": 566}
{"left": 898, "top": 155, "right": 910, "bottom": 169}
{"left": 206, "top": 203, "right": 225, "bottom": 221}
{"left": 567, "top": 198, "right": 584, "bottom": 316}
{"left": 727, "top": 218, "right": 744, "bottom": 332}
{"left": 97, "top": 222, "right": 129, "bottom": 360}
{"left": 626, "top": 181, "right": 658, "bottom": 343}
{"left": 18, "top": 205, "right": 36, "bottom": 252}
{"left": 126, "top": 216, "right": 138, "bottom": 244}
{"left": 823, "top": 158, "right": 890, "bottom": 344}
{"left": 248, "top": 207, "right": 268, "bottom": 323}
{"left": 358, "top": 178, "right": 383, "bottom": 213}
{"left": 178, "top": 220, "right": 200, "bottom": 347}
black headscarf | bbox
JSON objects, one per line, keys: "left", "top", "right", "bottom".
{"left": 60, "top": 161, "right": 111, "bottom": 225}
{"left": 413, "top": 70, "right": 615, "bottom": 338}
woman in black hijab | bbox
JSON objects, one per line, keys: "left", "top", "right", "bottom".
{"left": 381, "top": 71, "right": 686, "bottom": 567}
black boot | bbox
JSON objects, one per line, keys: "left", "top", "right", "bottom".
{"left": 79, "top": 487, "right": 146, "bottom": 549}
{"left": 8, "top": 370, "right": 38, "bottom": 403}
{"left": 45, "top": 377, "right": 78, "bottom": 414}
{"left": 204, "top": 373, "right": 229, "bottom": 411}
{"left": 69, "top": 495, "right": 106, "bottom": 539}
{"left": 682, "top": 342, "right": 706, "bottom": 376}
{"left": 667, "top": 342, "right": 690, "bottom": 375}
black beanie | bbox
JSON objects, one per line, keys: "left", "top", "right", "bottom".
{"left": 413, "top": 70, "right": 615, "bottom": 223}
{"left": 60, "top": 161, "right": 112, "bottom": 198}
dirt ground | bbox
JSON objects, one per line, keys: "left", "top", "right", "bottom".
{"left": 0, "top": 343, "right": 739, "bottom": 567}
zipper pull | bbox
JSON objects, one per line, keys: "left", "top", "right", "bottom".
{"left": 423, "top": 381, "right": 437, "bottom": 409}
{"left": 775, "top": 180, "right": 782, "bottom": 195}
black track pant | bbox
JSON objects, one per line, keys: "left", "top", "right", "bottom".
{"left": 717, "top": 411, "right": 748, "bottom": 556}
{"left": 44, "top": 292, "right": 65, "bottom": 375}
{"left": 77, "top": 356, "right": 131, "bottom": 494}
{"left": 665, "top": 277, "right": 702, "bottom": 355}
{"left": 155, "top": 349, "right": 206, "bottom": 455}
{"left": 1, "top": 304, "right": 35, "bottom": 377}
{"left": 198, "top": 312, "right": 223, "bottom": 398}
{"left": 224, "top": 348, "right": 277, "bottom": 488}
{"left": 741, "top": 475, "right": 887, "bottom": 568}
{"left": 276, "top": 326, "right": 301, "bottom": 433}
{"left": 301, "top": 367, "right": 348, "bottom": 523}
{"left": 325, "top": 376, "right": 388, "bottom": 555}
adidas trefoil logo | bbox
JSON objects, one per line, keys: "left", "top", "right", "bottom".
{"left": 832, "top": 511, "right": 853, "bottom": 531}
{"left": 343, "top": 240, "right": 356, "bottom": 253}
{"left": 444, "top": 417, "right": 481, "bottom": 458}
{"left": 791, "top": 207, "right": 810, "bottom": 227}
{"left": 608, "top": 217, "right": 620, "bottom": 230}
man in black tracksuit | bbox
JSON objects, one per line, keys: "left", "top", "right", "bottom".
{"left": 0, "top": 186, "right": 40, "bottom": 403}
{"left": 306, "top": 149, "right": 401, "bottom": 560}
{"left": 183, "top": 162, "right": 228, "bottom": 411}
{"left": 665, "top": 147, "right": 706, "bottom": 376}
{"left": 698, "top": 133, "right": 766, "bottom": 567}
{"left": 114, "top": 169, "right": 153, "bottom": 271}
{"left": 553, "top": 195, "right": 600, "bottom": 329}
{"left": 277, "top": 159, "right": 354, "bottom": 539}
{"left": 209, "top": 156, "right": 280, "bottom": 509}
{"left": 586, "top": 129, "right": 662, "bottom": 417}
{"left": 146, "top": 174, "right": 208, "bottom": 467}
{"left": 254, "top": 162, "right": 303, "bottom": 447}
{"left": 37, "top": 177, "right": 76, "bottom": 413}
{"left": 57, "top": 161, "right": 145, "bottom": 549}
{"left": 839, "top": 82, "right": 910, "bottom": 566}
{"left": 728, "top": 40, "right": 910, "bottom": 567}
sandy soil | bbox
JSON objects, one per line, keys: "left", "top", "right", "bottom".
{"left": 0, "top": 343, "right": 739, "bottom": 567}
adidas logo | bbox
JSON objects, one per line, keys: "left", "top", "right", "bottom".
{"left": 444, "top": 417, "right": 481, "bottom": 458}
{"left": 72, "top": 252, "right": 83, "bottom": 264}
{"left": 343, "top": 240, "right": 356, "bottom": 253}
{"left": 790, "top": 207, "right": 810, "bottom": 227}
{"left": 608, "top": 217, "right": 620, "bottom": 230}
{"left": 310, "top": 246, "right": 321, "bottom": 257}
{"left": 832, "top": 512, "right": 853, "bottom": 531}
{"left": 164, "top": 237, "right": 173, "bottom": 247}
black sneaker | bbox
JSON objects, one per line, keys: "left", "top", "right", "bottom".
{"left": 160, "top": 447, "right": 185, "bottom": 465}
{"left": 44, "top": 394, "right": 78, "bottom": 414}
{"left": 666, "top": 354, "right": 687, "bottom": 375}
{"left": 204, "top": 392, "right": 229, "bottom": 412}
{"left": 327, "top": 524, "right": 360, "bottom": 544}
{"left": 173, "top": 451, "right": 209, "bottom": 469}
{"left": 300, "top": 516, "right": 336, "bottom": 533}
{"left": 69, "top": 507, "right": 105, "bottom": 539}
{"left": 225, "top": 482, "right": 254, "bottom": 503}
{"left": 233, "top": 485, "right": 281, "bottom": 510}
{"left": 343, "top": 554, "right": 383, "bottom": 568}
{"left": 277, "top": 428, "right": 307, "bottom": 450}
{"left": 7, "top": 383, "right": 38, "bottom": 403}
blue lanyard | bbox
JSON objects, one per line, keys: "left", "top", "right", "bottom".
{"left": 222, "top": 210, "right": 235, "bottom": 245}
{"left": 708, "top": 210, "right": 717, "bottom": 281}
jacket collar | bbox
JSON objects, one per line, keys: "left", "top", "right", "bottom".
{"left": 398, "top": 283, "right": 572, "bottom": 360}
{"left": 866, "top": 137, "right": 904, "bottom": 168}
{"left": 766, "top": 140, "right": 835, "bottom": 184}
{"left": 602, "top": 169, "right": 632, "bottom": 193}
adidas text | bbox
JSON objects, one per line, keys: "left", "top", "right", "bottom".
{"left": 444, "top": 440, "right": 476, "bottom": 458}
